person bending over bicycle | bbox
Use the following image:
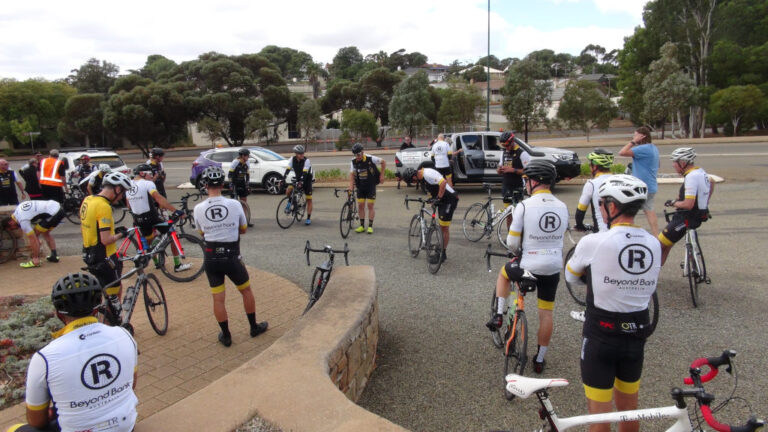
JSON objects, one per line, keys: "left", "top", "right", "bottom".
{"left": 81, "top": 172, "right": 134, "bottom": 308}
{"left": 229, "top": 148, "right": 254, "bottom": 227}
{"left": 7, "top": 273, "right": 138, "bottom": 432}
{"left": 193, "top": 167, "right": 268, "bottom": 347}
{"left": 486, "top": 160, "right": 568, "bottom": 374}
{"left": 565, "top": 175, "right": 661, "bottom": 432}
{"left": 126, "top": 164, "right": 190, "bottom": 272}
{"left": 349, "top": 143, "right": 385, "bottom": 234}
{"left": 403, "top": 165, "right": 459, "bottom": 263}
{"left": 497, "top": 131, "right": 530, "bottom": 229}
{"left": 575, "top": 149, "right": 614, "bottom": 233}
{"left": 284, "top": 145, "right": 314, "bottom": 225}
{"left": 659, "top": 147, "right": 713, "bottom": 266}
{"left": 5, "top": 200, "right": 64, "bottom": 268}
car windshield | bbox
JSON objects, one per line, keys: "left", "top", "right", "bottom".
{"left": 248, "top": 148, "right": 284, "bottom": 161}
{"left": 85, "top": 155, "right": 125, "bottom": 168}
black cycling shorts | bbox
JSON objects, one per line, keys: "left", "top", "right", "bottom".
{"left": 87, "top": 254, "right": 123, "bottom": 296}
{"left": 502, "top": 261, "right": 559, "bottom": 310}
{"left": 356, "top": 181, "right": 376, "bottom": 201}
{"left": 33, "top": 209, "right": 65, "bottom": 232}
{"left": 660, "top": 211, "right": 705, "bottom": 246}
{"left": 436, "top": 166, "right": 453, "bottom": 179}
{"left": 437, "top": 194, "right": 458, "bottom": 226}
{"left": 203, "top": 243, "right": 249, "bottom": 293}
{"left": 133, "top": 213, "right": 163, "bottom": 238}
{"left": 501, "top": 182, "right": 524, "bottom": 205}
{"left": 231, "top": 181, "right": 249, "bottom": 199}
{"left": 580, "top": 325, "right": 646, "bottom": 401}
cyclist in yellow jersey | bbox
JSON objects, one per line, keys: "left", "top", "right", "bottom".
{"left": 80, "top": 172, "right": 134, "bottom": 302}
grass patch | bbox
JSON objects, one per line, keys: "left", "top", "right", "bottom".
{"left": 313, "top": 168, "right": 396, "bottom": 182}
{"left": 579, "top": 163, "right": 627, "bottom": 177}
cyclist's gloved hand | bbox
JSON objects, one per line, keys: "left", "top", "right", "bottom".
{"left": 114, "top": 226, "right": 128, "bottom": 238}
{"left": 664, "top": 200, "right": 675, "bottom": 207}
{"left": 172, "top": 209, "right": 185, "bottom": 219}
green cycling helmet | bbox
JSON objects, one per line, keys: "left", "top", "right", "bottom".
{"left": 587, "top": 148, "right": 614, "bottom": 169}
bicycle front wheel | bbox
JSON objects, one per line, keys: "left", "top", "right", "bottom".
{"left": 64, "top": 197, "right": 82, "bottom": 225}
{"left": 686, "top": 243, "right": 699, "bottom": 308}
{"left": 408, "top": 214, "right": 422, "bottom": 258}
{"left": 462, "top": 203, "right": 489, "bottom": 242}
{"left": 339, "top": 201, "right": 354, "bottom": 239}
{"left": 276, "top": 196, "right": 295, "bottom": 229}
{"left": 426, "top": 223, "right": 444, "bottom": 274}
{"left": 496, "top": 208, "right": 511, "bottom": 249}
{"left": 159, "top": 233, "right": 206, "bottom": 283}
{"left": 490, "top": 292, "right": 509, "bottom": 349}
{"left": 112, "top": 204, "right": 127, "bottom": 224}
{"left": 241, "top": 201, "right": 252, "bottom": 227}
{"left": 563, "top": 245, "right": 586, "bottom": 306}
{"left": 0, "top": 229, "right": 17, "bottom": 264}
{"left": 303, "top": 268, "right": 327, "bottom": 314}
{"left": 503, "top": 310, "right": 528, "bottom": 400}
{"left": 294, "top": 193, "right": 307, "bottom": 221}
{"left": 143, "top": 273, "right": 168, "bottom": 335}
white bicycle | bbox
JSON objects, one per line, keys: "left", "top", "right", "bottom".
{"left": 502, "top": 350, "right": 764, "bottom": 432}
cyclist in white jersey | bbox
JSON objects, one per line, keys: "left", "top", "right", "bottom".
{"left": 659, "top": 147, "right": 714, "bottom": 265}
{"left": 193, "top": 167, "right": 268, "bottom": 347}
{"left": 486, "top": 160, "right": 568, "bottom": 374}
{"left": 4, "top": 200, "right": 64, "bottom": 268}
{"left": 429, "top": 133, "right": 460, "bottom": 187}
{"left": 575, "top": 149, "right": 614, "bottom": 233}
{"left": 565, "top": 175, "right": 661, "bottom": 432}
{"left": 8, "top": 273, "right": 137, "bottom": 432}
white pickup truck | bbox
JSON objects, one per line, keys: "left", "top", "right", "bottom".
{"left": 394, "top": 131, "right": 581, "bottom": 184}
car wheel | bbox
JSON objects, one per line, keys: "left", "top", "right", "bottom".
{"left": 194, "top": 174, "right": 204, "bottom": 190}
{"left": 263, "top": 173, "right": 283, "bottom": 195}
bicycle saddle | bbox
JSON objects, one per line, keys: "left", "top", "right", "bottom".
{"left": 505, "top": 374, "right": 568, "bottom": 399}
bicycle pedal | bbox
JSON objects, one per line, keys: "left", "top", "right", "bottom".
{"left": 705, "top": 278, "right": 711, "bottom": 284}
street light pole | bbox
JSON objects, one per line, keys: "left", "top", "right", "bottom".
{"left": 486, "top": 0, "right": 490, "bottom": 131}
{"left": 26, "top": 131, "right": 40, "bottom": 153}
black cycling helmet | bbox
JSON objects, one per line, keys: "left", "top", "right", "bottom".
{"left": 523, "top": 160, "right": 557, "bottom": 185}
{"left": 51, "top": 272, "right": 103, "bottom": 317}
{"left": 500, "top": 131, "right": 515, "bottom": 145}
{"left": 402, "top": 168, "right": 418, "bottom": 181}
{"left": 352, "top": 143, "right": 364, "bottom": 154}
{"left": 238, "top": 148, "right": 250, "bottom": 157}
{"left": 420, "top": 160, "right": 435, "bottom": 169}
{"left": 134, "top": 163, "right": 152, "bottom": 175}
{"left": 150, "top": 147, "right": 165, "bottom": 157}
{"left": 202, "top": 166, "right": 226, "bottom": 186}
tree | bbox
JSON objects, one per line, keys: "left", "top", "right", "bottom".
{"left": 463, "top": 65, "right": 488, "bottom": 83}
{"left": 258, "top": 46, "right": 314, "bottom": 79}
{"left": 617, "top": 26, "right": 664, "bottom": 124}
{"left": 642, "top": 42, "right": 696, "bottom": 137}
{"left": 477, "top": 55, "right": 502, "bottom": 70}
{"left": 557, "top": 80, "right": 617, "bottom": 141}
{"left": 66, "top": 58, "right": 119, "bottom": 94}
{"left": 305, "top": 62, "right": 328, "bottom": 100}
{"left": 297, "top": 99, "right": 323, "bottom": 143}
{"left": 134, "top": 55, "right": 177, "bottom": 81}
{"left": 341, "top": 109, "right": 377, "bottom": 142}
{"left": 501, "top": 59, "right": 552, "bottom": 142}
{"left": 358, "top": 67, "right": 402, "bottom": 125}
{"left": 436, "top": 86, "right": 484, "bottom": 131}
{"left": 0, "top": 79, "right": 76, "bottom": 149}
{"left": 709, "top": 85, "right": 765, "bottom": 135}
{"left": 57, "top": 94, "right": 107, "bottom": 147}
{"left": 330, "top": 47, "right": 364, "bottom": 80}
{"left": 388, "top": 70, "right": 434, "bottom": 137}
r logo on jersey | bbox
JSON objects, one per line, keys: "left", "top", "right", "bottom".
{"left": 205, "top": 205, "right": 229, "bottom": 222}
{"left": 539, "top": 212, "right": 562, "bottom": 233}
{"left": 81, "top": 354, "right": 121, "bottom": 389}
{"left": 21, "top": 201, "right": 33, "bottom": 211}
{"left": 618, "top": 244, "right": 654, "bottom": 275}
{"left": 127, "top": 185, "right": 138, "bottom": 196}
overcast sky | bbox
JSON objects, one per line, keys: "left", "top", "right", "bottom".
{"left": 0, "top": 0, "right": 647, "bottom": 81}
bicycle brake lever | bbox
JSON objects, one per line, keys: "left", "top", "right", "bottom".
{"left": 304, "top": 241, "right": 311, "bottom": 266}
{"left": 404, "top": 195, "right": 409, "bottom": 210}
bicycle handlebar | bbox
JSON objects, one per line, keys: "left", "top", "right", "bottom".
{"left": 700, "top": 406, "right": 764, "bottom": 432}
{"left": 684, "top": 349, "right": 736, "bottom": 386}
{"left": 484, "top": 243, "right": 514, "bottom": 272}
{"left": 404, "top": 194, "right": 437, "bottom": 210}
{"left": 304, "top": 241, "right": 350, "bottom": 266}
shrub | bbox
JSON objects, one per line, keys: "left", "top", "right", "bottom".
{"left": 579, "top": 163, "right": 627, "bottom": 177}
{"left": 326, "top": 119, "right": 341, "bottom": 129}
{"left": 336, "top": 130, "right": 351, "bottom": 151}
{"left": 315, "top": 168, "right": 346, "bottom": 181}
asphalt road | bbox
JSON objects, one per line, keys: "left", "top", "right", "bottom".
{"left": 16, "top": 142, "right": 768, "bottom": 431}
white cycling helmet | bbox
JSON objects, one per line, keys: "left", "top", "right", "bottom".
{"left": 102, "top": 171, "right": 133, "bottom": 190}
{"left": 670, "top": 147, "right": 696, "bottom": 163}
{"left": 202, "top": 166, "right": 226, "bottom": 186}
{"left": 598, "top": 174, "right": 648, "bottom": 205}
{"left": 98, "top": 163, "right": 111, "bottom": 173}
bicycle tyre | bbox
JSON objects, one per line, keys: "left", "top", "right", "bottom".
{"left": 339, "top": 201, "right": 353, "bottom": 239}
{"left": 462, "top": 203, "right": 489, "bottom": 242}
{"left": 686, "top": 243, "right": 699, "bottom": 308}
{"left": 143, "top": 273, "right": 168, "bottom": 335}
{"left": 648, "top": 291, "right": 659, "bottom": 336}
{"left": 158, "top": 233, "right": 206, "bottom": 283}
{"left": 426, "top": 223, "right": 444, "bottom": 274}
{"left": 64, "top": 197, "right": 82, "bottom": 225}
{"left": 563, "top": 245, "right": 586, "bottom": 306}
{"left": 241, "top": 201, "right": 252, "bottom": 227}
{"left": 490, "top": 292, "right": 509, "bottom": 349}
{"left": 693, "top": 230, "right": 707, "bottom": 286}
{"left": 0, "top": 229, "right": 17, "bottom": 264}
{"left": 408, "top": 214, "right": 422, "bottom": 258}
{"left": 503, "top": 309, "right": 528, "bottom": 400}
{"left": 276, "top": 196, "right": 295, "bottom": 229}
{"left": 496, "top": 207, "right": 511, "bottom": 249}
{"left": 112, "top": 204, "right": 127, "bottom": 224}
{"left": 303, "top": 268, "right": 327, "bottom": 314}
{"left": 294, "top": 193, "right": 307, "bottom": 221}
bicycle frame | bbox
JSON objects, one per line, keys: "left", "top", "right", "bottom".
{"left": 504, "top": 287, "right": 526, "bottom": 356}
{"left": 683, "top": 229, "right": 702, "bottom": 277}
{"left": 406, "top": 197, "right": 439, "bottom": 247}
{"left": 115, "top": 218, "right": 186, "bottom": 259}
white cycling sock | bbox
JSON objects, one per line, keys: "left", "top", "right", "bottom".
{"left": 537, "top": 346, "right": 548, "bottom": 362}
{"left": 496, "top": 297, "right": 506, "bottom": 315}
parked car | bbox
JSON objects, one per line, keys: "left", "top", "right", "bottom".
{"left": 189, "top": 147, "right": 294, "bottom": 194}
{"left": 394, "top": 131, "right": 581, "bottom": 184}
{"left": 60, "top": 149, "right": 131, "bottom": 180}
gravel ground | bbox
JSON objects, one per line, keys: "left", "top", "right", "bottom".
{"left": 48, "top": 177, "right": 768, "bottom": 432}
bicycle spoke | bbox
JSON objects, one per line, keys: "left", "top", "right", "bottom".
{"left": 462, "top": 203, "right": 490, "bottom": 242}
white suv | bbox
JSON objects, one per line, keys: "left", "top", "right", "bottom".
{"left": 60, "top": 149, "right": 131, "bottom": 180}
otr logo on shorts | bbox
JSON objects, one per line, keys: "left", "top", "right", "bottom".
{"left": 539, "top": 212, "right": 562, "bottom": 233}
{"left": 81, "top": 354, "right": 121, "bottom": 389}
{"left": 205, "top": 205, "right": 229, "bottom": 222}
{"left": 618, "top": 244, "right": 654, "bottom": 275}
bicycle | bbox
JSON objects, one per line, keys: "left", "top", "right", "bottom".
{"left": 63, "top": 177, "right": 86, "bottom": 224}
{"left": 0, "top": 220, "right": 18, "bottom": 264}
{"left": 502, "top": 349, "right": 764, "bottom": 432}
{"left": 276, "top": 180, "right": 306, "bottom": 229}
{"left": 562, "top": 224, "right": 659, "bottom": 334}
{"left": 404, "top": 195, "right": 444, "bottom": 275}
{"left": 485, "top": 245, "right": 534, "bottom": 400}
{"left": 90, "top": 228, "right": 169, "bottom": 336}
{"left": 462, "top": 183, "right": 521, "bottom": 248}
{"left": 116, "top": 212, "right": 205, "bottom": 283}
{"left": 664, "top": 209, "right": 710, "bottom": 308}
{"left": 303, "top": 241, "right": 350, "bottom": 314}
{"left": 173, "top": 191, "right": 206, "bottom": 235}
{"left": 335, "top": 188, "right": 358, "bottom": 239}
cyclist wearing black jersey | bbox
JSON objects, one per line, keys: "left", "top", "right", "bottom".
{"left": 497, "top": 131, "right": 530, "bottom": 228}
{"left": 147, "top": 147, "right": 167, "bottom": 198}
{"left": 193, "top": 167, "right": 268, "bottom": 347}
{"left": 348, "top": 143, "right": 385, "bottom": 234}
{"left": 229, "top": 148, "right": 253, "bottom": 227}
{"left": 565, "top": 175, "right": 661, "bottom": 432}
{"left": 284, "top": 145, "right": 314, "bottom": 225}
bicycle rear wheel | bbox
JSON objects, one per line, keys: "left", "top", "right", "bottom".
{"left": 503, "top": 310, "right": 528, "bottom": 400}
{"left": 64, "top": 197, "right": 82, "bottom": 224}
{"left": 496, "top": 208, "right": 511, "bottom": 249}
{"left": 112, "top": 204, "right": 127, "bottom": 224}
{"left": 276, "top": 196, "right": 295, "bottom": 229}
{"left": 489, "top": 292, "right": 509, "bottom": 349}
{"left": 158, "top": 233, "right": 206, "bottom": 282}
{"left": 339, "top": 201, "right": 354, "bottom": 239}
{"left": 303, "top": 268, "right": 327, "bottom": 314}
{"left": 143, "top": 273, "right": 168, "bottom": 335}
{"left": 408, "top": 214, "right": 422, "bottom": 258}
{"left": 686, "top": 243, "right": 699, "bottom": 308}
{"left": 563, "top": 245, "right": 586, "bottom": 306}
{"left": 241, "top": 201, "right": 252, "bottom": 227}
{"left": 426, "top": 223, "right": 444, "bottom": 274}
{"left": 0, "top": 229, "right": 17, "bottom": 264}
{"left": 462, "top": 203, "right": 489, "bottom": 242}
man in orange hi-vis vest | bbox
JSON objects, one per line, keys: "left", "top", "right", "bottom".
{"left": 39, "top": 149, "right": 68, "bottom": 203}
